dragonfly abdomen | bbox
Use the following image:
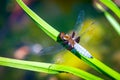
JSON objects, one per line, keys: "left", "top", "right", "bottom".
{"left": 74, "top": 42, "right": 93, "bottom": 58}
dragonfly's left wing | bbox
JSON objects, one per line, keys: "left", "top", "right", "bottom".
{"left": 33, "top": 44, "right": 64, "bottom": 56}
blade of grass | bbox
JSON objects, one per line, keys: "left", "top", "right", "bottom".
{"left": 70, "top": 48, "right": 120, "bottom": 79}
{"left": 16, "top": 0, "right": 59, "bottom": 41}
{"left": 0, "top": 57, "right": 58, "bottom": 74}
{"left": 100, "top": 0, "right": 120, "bottom": 19}
{"left": 104, "top": 11, "right": 120, "bottom": 35}
{"left": 96, "top": 3, "right": 120, "bottom": 35}
{"left": 16, "top": 0, "right": 120, "bottom": 79}
{"left": 80, "top": 55, "right": 120, "bottom": 79}
{"left": 0, "top": 57, "right": 103, "bottom": 80}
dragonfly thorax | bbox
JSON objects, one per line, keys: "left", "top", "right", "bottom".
{"left": 57, "top": 32, "right": 80, "bottom": 50}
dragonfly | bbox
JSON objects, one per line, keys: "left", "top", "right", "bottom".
{"left": 37, "top": 10, "right": 93, "bottom": 59}
{"left": 14, "top": 11, "right": 94, "bottom": 60}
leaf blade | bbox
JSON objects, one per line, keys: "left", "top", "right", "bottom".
{"left": 16, "top": 0, "right": 59, "bottom": 41}
{"left": 0, "top": 57, "right": 103, "bottom": 80}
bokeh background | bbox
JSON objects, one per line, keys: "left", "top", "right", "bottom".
{"left": 0, "top": 0, "right": 120, "bottom": 80}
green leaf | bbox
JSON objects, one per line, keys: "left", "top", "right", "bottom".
{"left": 100, "top": 0, "right": 120, "bottom": 19}
{"left": 95, "top": 2, "right": 120, "bottom": 35}
{"left": 0, "top": 57, "right": 103, "bottom": 80}
{"left": 104, "top": 10, "right": 120, "bottom": 35}
{"left": 81, "top": 57, "right": 120, "bottom": 79}
{"left": 16, "top": 0, "right": 59, "bottom": 41}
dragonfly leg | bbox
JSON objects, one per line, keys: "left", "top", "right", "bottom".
{"left": 67, "top": 46, "right": 73, "bottom": 50}
{"left": 75, "top": 36, "right": 80, "bottom": 43}
{"left": 63, "top": 40, "right": 68, "bottom": 45}
{"left": 72, "top": 31, "right": 75, "bottom": 38}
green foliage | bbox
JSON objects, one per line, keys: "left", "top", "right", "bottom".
{"left": 100, "top": 0, "right": 120, "bottom": 18}
{"left": 16, "top": 0, "right": 59, "bottom": 41}
{"left": 0, "top": 57, "right": 103, "bottom": 80}
{"left": 104, "top": 10, "right": 120, "bottom": 35}
{"left": 99, "top": 0, "right": 120, "bottom": 35}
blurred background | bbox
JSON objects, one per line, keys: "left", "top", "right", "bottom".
{"left": 0, "top": 0, "right": 120, "bottom": 80}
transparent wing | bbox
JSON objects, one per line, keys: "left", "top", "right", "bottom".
{"left": 30, "top": 44, "right": 64, "bottom": 56}
{"left": 74, "top": 10, "right": 85, "bottom": 32}
{"left": 73, "top": 10, "right": 96, "bottom": 38}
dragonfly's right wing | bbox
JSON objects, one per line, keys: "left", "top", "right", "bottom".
{"left": 74, "top": 10, "right": 85, "bottom": 33}
{"left": 73, "top": 10, "right": 96, "bottom": 38}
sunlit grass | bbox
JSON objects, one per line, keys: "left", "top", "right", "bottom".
{"left": 98, "top": 0, "right": 120, "bottom": 35}
{"left": 100, "top": 0, "right": 120, "bottom": 18}
{"left": 0, "top": 57, "right": 103, "bottom": 80}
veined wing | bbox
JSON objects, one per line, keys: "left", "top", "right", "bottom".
{"left": 74, "top": 10, "right": 85, "bottom": 33}
{"left": 32, "top": 44, "right": 64, "bottom": 56}
{"left": 74, "top": 10, "right": 95, "bottom": 38}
